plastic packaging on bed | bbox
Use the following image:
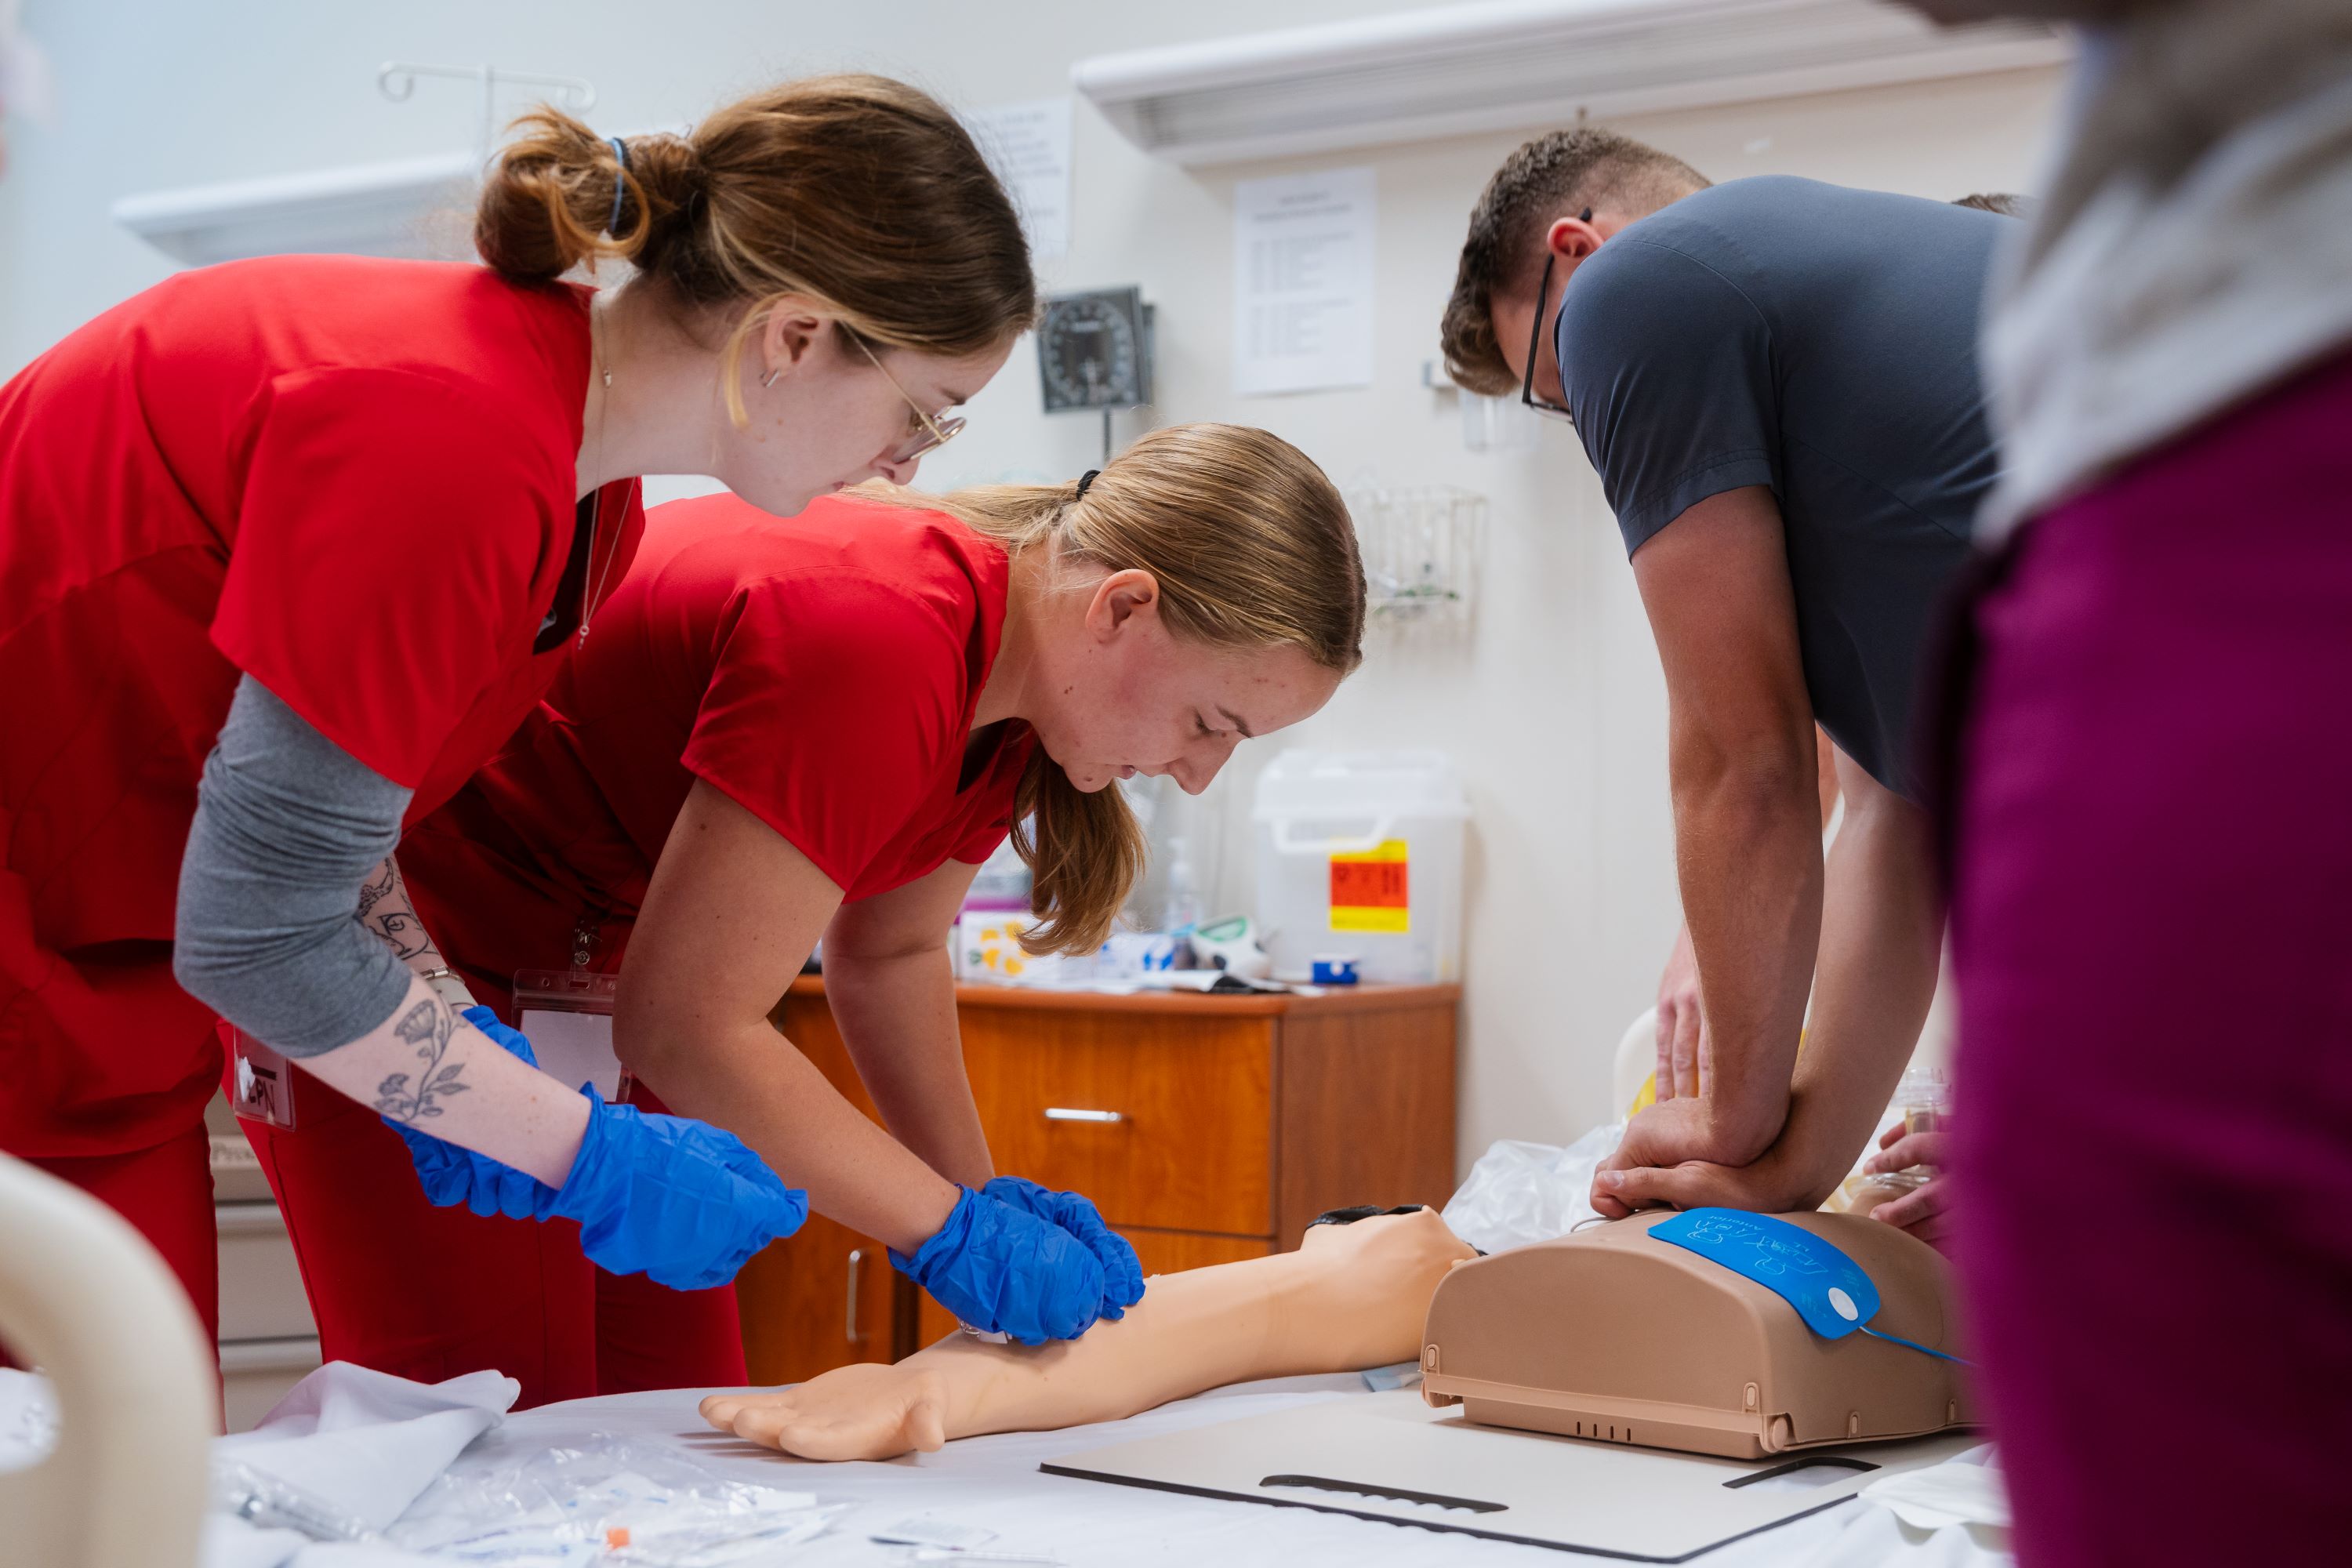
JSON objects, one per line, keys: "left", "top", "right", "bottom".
{"left": 384, "top": 1433, "right": 843, "bottom": 1566}
{"left": 1438, "top": 1123, "right": 1625, "bottom": 1254}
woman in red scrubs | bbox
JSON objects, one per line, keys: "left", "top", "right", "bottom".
{"left": 0, "top": 73, "right": 1035, "bottom": 1349}
{"left": 252, "top": 423, "right": 1367, "bottom": 1403}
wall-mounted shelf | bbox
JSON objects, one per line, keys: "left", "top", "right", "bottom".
{"left": 1073, "top": 0, "right": 2067, "bottom": 168}
{"left": 111, "top": 62, "right": 596, "bottom": 266}
{"left": 111, "top": 151, "right": 481, "bottom": 266}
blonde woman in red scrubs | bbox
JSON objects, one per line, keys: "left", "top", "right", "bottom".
{"left": 252, "top": 425, "right": 1368, "bottom": 1404}
{"left": 0, "top": 74, "right": 1035, "bottom": 1353}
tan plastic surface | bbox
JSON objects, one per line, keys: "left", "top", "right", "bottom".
{"left": 1421, "top": 1211, "right": 1973, "bottom": 1459}
{"left": 0, "top": 1151, "right": 215, "bottom": 1568}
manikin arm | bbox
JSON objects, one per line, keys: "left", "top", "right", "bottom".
{"left": 701, "top": 1207, "right": 1475, "bottom": 1461}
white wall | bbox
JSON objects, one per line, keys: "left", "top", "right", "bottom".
{"left": 2, "top": 2, "right": 2061, "bottom": 1175}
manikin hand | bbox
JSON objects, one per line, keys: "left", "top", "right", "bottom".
{"left": 1654, "top": 924, "right": 1708, "bottom": 1102}
{"left": 1862, "top": 1123, "right": 1955, "bottom": 1251}
{"left": 702, "top": 1363, "right": 953, "bottom": 1462}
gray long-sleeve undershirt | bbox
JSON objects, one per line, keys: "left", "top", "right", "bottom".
{"left": 173, "top": 676, "right": 417, "bottom": 1057}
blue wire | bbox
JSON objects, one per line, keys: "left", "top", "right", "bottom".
{"left": 1858, "top": 1323, "right": 1974, "bottom": 1367}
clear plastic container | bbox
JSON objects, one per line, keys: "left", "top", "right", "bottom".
{"left": 1879, "top": 1066, "right": 1954, "bottom": 1193}
{"left": 1250, "top": 749, "right": 1468, "bottom": 983}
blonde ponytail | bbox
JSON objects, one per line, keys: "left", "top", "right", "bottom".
{"left": 883, "top": 424, "right": 1366, "bottom": 955}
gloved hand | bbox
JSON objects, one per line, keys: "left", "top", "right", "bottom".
{"left": 981, "top": 1175, "right": 1145, "bottom": 1321}
{"left": 386, "top": 1005, "right": 542, "bottom": 1220}
{"left": 537, "top": 1084, "right": 811, "bottom": 1290}
{"left": 388, "top": 1007, "right": 811, "bottom": 1287}
{"left": 890, "top": 1186, "right": 1112, "bottom": 1345}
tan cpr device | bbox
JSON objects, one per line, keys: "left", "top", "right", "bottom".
{"left": 1420, "top": 1210, "right": 1973, "bottom": 1459}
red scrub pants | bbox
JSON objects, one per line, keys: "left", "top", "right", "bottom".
{"left": 0, "top": 931, "right": 226, "bottom": 1350}
{"left": 1947, "top": 347, "right": 2352, "bottom": 1565}
{"left": 229, "top": 1041, "right": 746, "bottom": 1410}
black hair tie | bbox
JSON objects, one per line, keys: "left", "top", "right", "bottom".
{"left": 1075, "top": 469, "right": 1100, "bottom": 499}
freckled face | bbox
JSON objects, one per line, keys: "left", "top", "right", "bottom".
{"left": 1029, "top": 615, "right": 1342, "bottom": 797}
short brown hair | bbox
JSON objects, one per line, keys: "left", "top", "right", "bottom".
{"left": 1440, "top": 129, "right": 1708, "bottom": 395}
{"left": 476, "top": 74, "right": 1036, "bottom": 424}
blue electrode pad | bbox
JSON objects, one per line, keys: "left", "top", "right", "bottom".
{"left": 1649, "top": 1210, "right": 1882, "bottom": 1339}
{"left": 1648, "top": 1209, "right": 1969, "bottom": 1364}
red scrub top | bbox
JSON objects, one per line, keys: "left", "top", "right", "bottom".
{"left": 413, "top": 491, "right": 1035, "bottom": 962}
{"left": 0, "top": 255, "right": 644, "bottom": 1154}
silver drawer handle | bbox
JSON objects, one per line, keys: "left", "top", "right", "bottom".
{"left": 846, "top": 1248, "right": 866, "bottom": 1345}
{"left": 1043, "top": 1106, "right": 1125, "bottom": 1124}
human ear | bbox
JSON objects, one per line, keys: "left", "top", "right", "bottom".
{"left": 1084, "top": 568, "right": 1162, "bottom": 641}
{"left": 1544, "top": 212, "right": 1601, "bottom": 262}
{"left": 758, "top": 297, "right": 832, "bottom": 384}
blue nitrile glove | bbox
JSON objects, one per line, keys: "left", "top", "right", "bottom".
{"left": 537, "top": 1084, "right": 811, "bottom": 1290}
{"left": 890, "top": 1185, "right": 1112, "bottom": 1345}
{"left": 981, "top": 1175, "right": 1146, "bottom": 1321}
{"left": 386, "top": 1005, "right": 542, "bottom": 1220}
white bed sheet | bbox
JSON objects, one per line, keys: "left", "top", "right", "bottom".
{"left": 474, "top": 1374, "right": 2012, "bottom": 1567}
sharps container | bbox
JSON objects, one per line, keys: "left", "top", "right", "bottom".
{"left": 1250, "top": 750, "right": 1468, "bottom": 983}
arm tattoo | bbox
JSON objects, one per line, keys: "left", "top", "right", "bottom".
{"left": 375, "top": 999, "right": 470, "bottom": 1123}
{"left": 354, "top": 858, "right": 444, "bottom": 965}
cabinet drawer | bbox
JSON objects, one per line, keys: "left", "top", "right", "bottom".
{"left": 217, "top": 1202, "right": 316, "bottom": 1343}
{"left": 736, "top": 1214, "right": 897, "bottom": 1386}
{"left": 964, "top": 1009, "right": 1273, "bottom": 1236}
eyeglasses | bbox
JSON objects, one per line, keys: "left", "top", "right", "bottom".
{"left": 851, "top": 334, "right": 967, "bottom": 466}
{"left": 1519, "top": 208, "right": 1592, "bottom": 426}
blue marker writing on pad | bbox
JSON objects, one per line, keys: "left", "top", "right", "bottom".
{"left": 1649, "top": 1210, "right": 1969, "bottom": 1364}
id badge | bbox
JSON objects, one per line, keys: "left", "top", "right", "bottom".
{"left": 228, "top": 1029, "right": 298, "bottom": 1129}
{"left": 513, "top": 969, "right": 630, "bottom": 1104}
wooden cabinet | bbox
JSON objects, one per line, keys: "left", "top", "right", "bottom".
{"left": 734, "top": 978, "right": 1457, "bottom": 1382}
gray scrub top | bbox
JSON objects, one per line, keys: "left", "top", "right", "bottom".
{"left": 1557, "top": 175, "right": 2005, "bottom": 795}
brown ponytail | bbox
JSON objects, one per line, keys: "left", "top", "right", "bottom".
{"left": 475, "top": 74, "right": 1036, "bottom": 420}
{"left": 880, "top": 424, "right": 1367, "bottom": 956}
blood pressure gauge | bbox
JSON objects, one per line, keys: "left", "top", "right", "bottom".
{"left": 1037, "top": 287, "right": 1154, "bottom": 413}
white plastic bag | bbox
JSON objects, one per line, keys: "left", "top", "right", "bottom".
{"left": 1440, "top": 1123, "right": 1626, "bottom": 1254}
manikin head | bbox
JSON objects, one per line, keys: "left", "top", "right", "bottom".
{"left": 1440, "top": 128, "right": 1710, "bottom": 406}
{"left": 908, "top": 423, "right": 1367, "bottom": 955}
{"left": 474, "top": 73, "right": 1035, "bottom": 514}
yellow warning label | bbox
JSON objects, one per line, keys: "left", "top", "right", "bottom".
{"left": 1330, "top": 839, "right": 1409, "bottom": 934}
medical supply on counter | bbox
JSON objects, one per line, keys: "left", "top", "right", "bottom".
{"left": 954, "top": 913, "right": 1097, "bottom": 985}
{"left": 1419, "top": 1209, "right": 1973, "bottom": 1459}
{"left": 1185, "top": 913, "right": 1270, "bottom": 978}
{"left": 961, "top": 838, "right": 1033, "bottom": 916}
{"left": 1252, "top": 749, "right": 1467, "bottom": 983}
{"left": 1160, "top": 834, "right": 1203, "bottom": 933}
{"left": 1310, "top": 955, "right": 1359, "bottom": 985}
{"left": 1099, "top": 930, "right": 1182, "bottom": 976}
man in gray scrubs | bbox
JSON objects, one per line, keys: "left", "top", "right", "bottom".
{"left": 1439, "top": 130, "right": 2004, "bottom": 1214}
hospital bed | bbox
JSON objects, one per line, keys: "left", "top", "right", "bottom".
{"left": 466, "top": 1377, "right": 2005, "bottom": 1566}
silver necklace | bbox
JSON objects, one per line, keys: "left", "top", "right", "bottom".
{"left": 578, "top": 305, "right": 634, "bottom": 649}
